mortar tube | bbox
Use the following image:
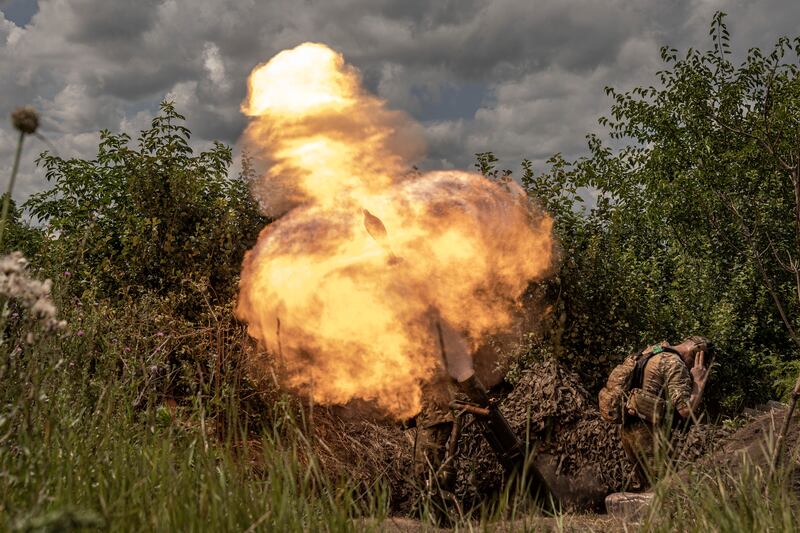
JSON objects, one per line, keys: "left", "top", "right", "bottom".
{"left": 457, "top": 373, "right": 555, "bottom": 508}
{"left": 456, "top": 373, "right": 489, "bottom": 406}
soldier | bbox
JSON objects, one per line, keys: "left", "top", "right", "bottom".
{"left": 602, "top": 336, "right": 714, "bottom": 489}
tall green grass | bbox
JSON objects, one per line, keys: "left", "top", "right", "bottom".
{"left": 638, "top": 415, "right": 800, "bottom": 533}
{"left": 643, "top": 458, "right": 798, "bottom": 532}
{"left": 1, "top": 283, "right": 798, "bottom": 532}
{"left": 0, "top": 293, "right": 389, "bottom": 532}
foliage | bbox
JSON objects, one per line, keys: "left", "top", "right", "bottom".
{"left": 489, "top": 12, "right": 800, "bottom": 414}
{"left": 602, "top": 11, "right": 800, "bottom": 349}
{"left": 0, "top": 194, "right": 44, "bottom": 258}
{"left": 26, "top": 102, "right": 267, "bottom": 312}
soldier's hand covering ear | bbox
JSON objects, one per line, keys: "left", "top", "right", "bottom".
{"left": 691, "top": 351, "right": 708, "bottom": 385}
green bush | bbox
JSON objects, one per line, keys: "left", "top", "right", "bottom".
{"left": 27, "top": 102, "right": 266, "bottom": 313}
{"left": 500, "top": 13, "right": 800, "bottom": 415}
{"left": 0, "top": 194, "right": 44, "bottom": 258}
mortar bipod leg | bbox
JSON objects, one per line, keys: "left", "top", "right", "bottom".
{"left": 436, "top": 405, "right": 462, "bottom": 493}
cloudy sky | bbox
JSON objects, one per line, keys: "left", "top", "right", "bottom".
{"left": 2, "top": 0, "right": 799, "bottom": 202}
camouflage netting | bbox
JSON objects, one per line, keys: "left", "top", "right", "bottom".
{"left": 308, "top": 358, "right": 737, "bottom": 514}
{"left": 453, "top": 359, "right": 735, "bottom": 510}
{"left": 454, "top": 359, "right": 630, "bottom": 510}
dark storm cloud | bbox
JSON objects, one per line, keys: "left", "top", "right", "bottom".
{"left": 2, "top": 0, "right": 800, "bottom": 200}
{"left": 300, "top": 0, "right": 635, "bottom": 79}
{"left": 97, "top": 62, "right": 197, "bottom": 100}
{"left": 64, "top": 0, "right": 160, "bottom": 48}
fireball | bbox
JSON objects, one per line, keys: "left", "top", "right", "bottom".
{"left": 237, "top": 43, "right": 553, "bottom": 419}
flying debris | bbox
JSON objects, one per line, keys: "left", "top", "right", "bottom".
{"left": 362, "top": 209, "right": 402, "bottom": 265}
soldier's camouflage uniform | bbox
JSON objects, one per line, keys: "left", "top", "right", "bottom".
{"left": 621, "top": 344, "right": 693, "bottom": 488}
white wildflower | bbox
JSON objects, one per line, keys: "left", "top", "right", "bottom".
{"left": 31, "top": 299, "right": 57, "bottom": 321}
{"left": 0, "top": 252, "right": 66, "bottom": 333}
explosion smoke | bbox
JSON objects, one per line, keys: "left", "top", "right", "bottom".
{"left": 237, "top": 43, "right": 553, "bottom": 419}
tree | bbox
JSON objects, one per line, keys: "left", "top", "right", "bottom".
{"left": 522, "top": 13, "right": 800, "bottom": 412}
{"left": 601, "top": 12, "right": 800, "bottom": 352}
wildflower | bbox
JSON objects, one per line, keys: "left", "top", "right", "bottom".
{"left": 11, "top": 107, "right": 39, "bottom": 135}
{"left": 31, "top": 298, "right": 57, "bottom": 320}
{"left": 76, "top": 330, "right": 84, "bottom": 337}
{"left": 156, "top": 331, "right": 165, "bottom": 337}
{"left": 63, "top": 271, "right": 71, "bottom": 277}
{"left": 0, "top": 252, "right": 27, "bottom": 274}
{"left": 0, "top": 252, "right": 65, "bottom": 332}
{"left": 1, "top": 108, "right": 39, "bottom": 247}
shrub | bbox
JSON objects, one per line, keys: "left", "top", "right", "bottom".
{"left": 27, "top": 102, "right": 267, "bottom": 314}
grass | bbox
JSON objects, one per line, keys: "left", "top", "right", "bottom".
{"left": 0, "top": 384, "right": 388, "bottom": 532}
{"left": 634, "top": 411, "right": 800, "bottom": 533}
{"left": 644, "top": 457, "right": 799, "bottom": 532}
{"left": 0, "top": 290, "right": 391, "bottom": 532}
{"left": 0, "top": 283, "right": 798, "bottom": 532}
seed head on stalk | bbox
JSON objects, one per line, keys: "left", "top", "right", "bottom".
{"left": 11, "top": 107, "right": 39, "bottom": 135}
{"left": 0, "top": 107, "right": 40, "bottom": 248}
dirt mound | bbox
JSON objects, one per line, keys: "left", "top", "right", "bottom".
{"left": 671, "top": 419, "right": 734, "bottom": 463}
{"left": 695, "top": 408, "right": 800, "bottom": 479}
{"left": 311, "top": 410, "right": 417, "bottom": 515}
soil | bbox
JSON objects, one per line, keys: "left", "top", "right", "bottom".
{"left": 369, "top": 513, "right": 621, "bottom": 532}
{"left": 684, "top": 407, "right": 800, "bottom": 495}
{"left": 700, "top": 408, "right": 800, "bottom": 470}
